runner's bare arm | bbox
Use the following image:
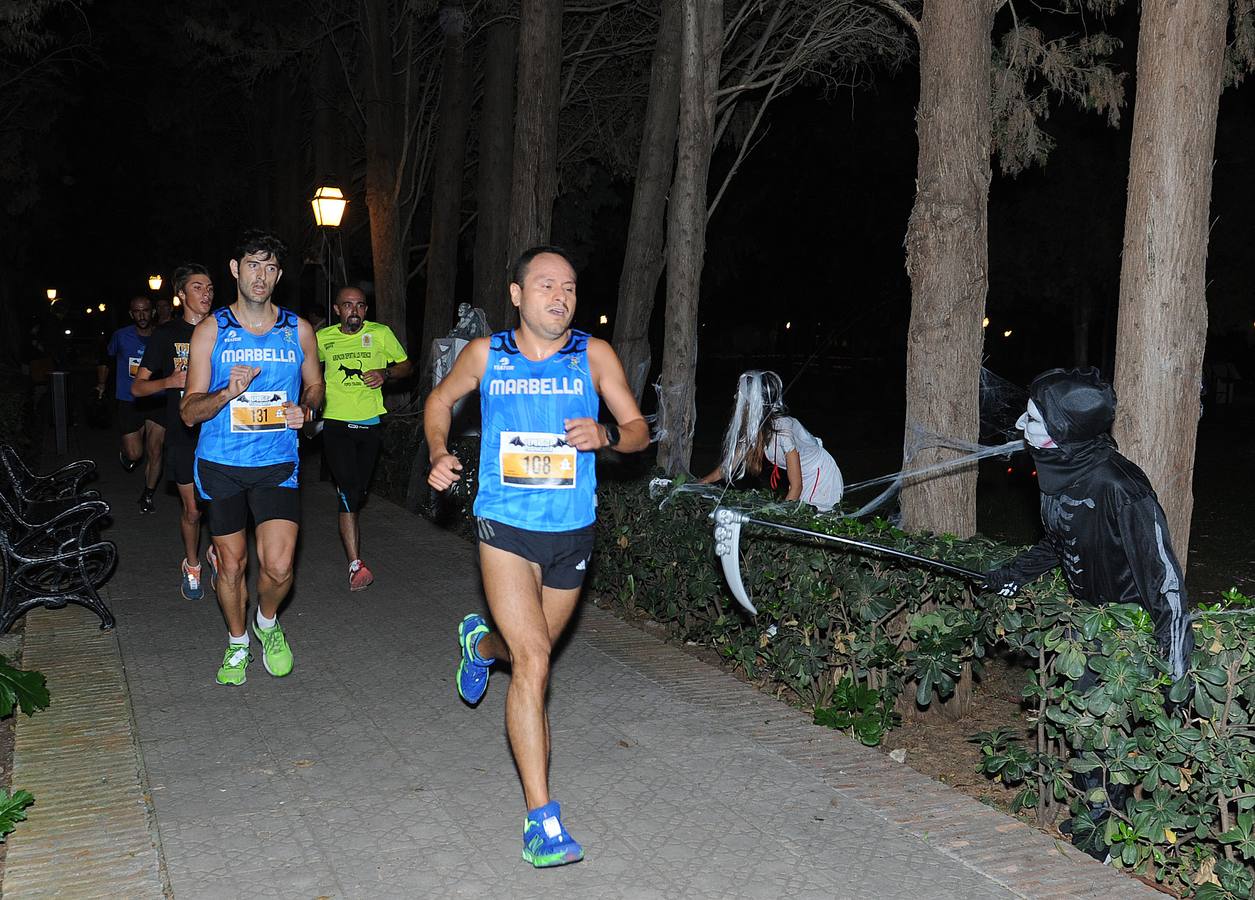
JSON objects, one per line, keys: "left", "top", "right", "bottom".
{"left": 574, "top": 338, "right": 648, "bottom": 453}
{"left": 181, "top": 316, "right": 244, "bottom": 426}
{"left": 133, "top": 363, "right": 186, "bottom": 397}
{"left": 296, "top": 318, "right": 325, "bottom": 421}
{"left": 131, "top": 366, "right": 161, "bottom": 398}
{"left": 424, "top": 337, "right": 488, "bottom": 487}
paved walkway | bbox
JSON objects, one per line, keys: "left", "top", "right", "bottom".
{"left": 6, "top": 430, "right": 1157, "bottom": 898}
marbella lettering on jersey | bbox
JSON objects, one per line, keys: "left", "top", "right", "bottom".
{"left": 487, "top": 377, "right": 585, "bottom": 397}
{"left": 220, "top": 347, "right": 298, "bottom": 364}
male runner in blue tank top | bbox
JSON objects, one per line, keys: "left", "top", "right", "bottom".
{"left": 426, "top": 246, "right": 648, "bottom": 868}
{"left": 181, "top": 230, "right": 325, "bottom": 686}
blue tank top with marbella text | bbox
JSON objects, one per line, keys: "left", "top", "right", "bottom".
{"left": 195, "top": 306, "right": 304, "bottom": 470}
{"left": 473, "top": 330, "right": 599, "bottom": 531}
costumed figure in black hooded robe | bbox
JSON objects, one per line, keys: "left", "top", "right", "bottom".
{"left": 985, "top": 367, "right": 1193, "bottom": 679}
{"left": 985, "top": 368, "right": 1194, "bottom": 857}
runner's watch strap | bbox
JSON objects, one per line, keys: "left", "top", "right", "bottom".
{"left": 603, "top": 422, "right": 620, "bottom": 448}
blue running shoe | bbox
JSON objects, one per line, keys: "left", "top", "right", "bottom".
{"left": 457, "top": 613, "right": 494, "bottom": 704}
{"left": 180, "top": 558, "right": 204, "bottom": 601}
{"left": 522, "top": 801, "right": 584, "bottom": 868}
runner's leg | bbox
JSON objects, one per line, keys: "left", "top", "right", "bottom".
{"left": 479, "top": 543, "right": 583, "bottom": 810}
{"left": 212, "top": 530, "right": 249, "bottom": 636}
{"left": 121, "top": 429, "right": 143, "bottom": 465}
{"left": 177, "top": 482, "right": 202, "bottom": 566}
{"left": 338, "top": 511, "right": 359, "bottom": 563}
{"left": 142, "top": 421, "right": 165, "bottom": 490}
{"left": 255, "top": 518, "right": 299, "bottom": 619}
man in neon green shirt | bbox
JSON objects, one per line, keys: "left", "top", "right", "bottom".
{"left": 316, "top": 286, "right": 412, "bottom": 590}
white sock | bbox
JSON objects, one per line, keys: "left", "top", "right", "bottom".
{"left": 229, "top": 632, "right": 249, "bottom": 647}
{"left": 255, "top": 609, "right": 277, "bottom": 630}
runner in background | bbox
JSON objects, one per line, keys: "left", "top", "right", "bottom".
{"left": 315, "top": 286, "right": 411, "bottom": 591}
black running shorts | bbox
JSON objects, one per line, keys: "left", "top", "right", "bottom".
{"left": 475, "top": 517, "right": 594, "bottom": 590}
{"left": 195, "top": 459, "right": 300, "bottom": 536}
{"left": 116, "top": 400, "right": 164, "bottom": 435}
{"left": 166, "top": 440, "right": 196, "bottom": 487}
{"left": 322, "top": 420, "right": 383, "bottom": 513}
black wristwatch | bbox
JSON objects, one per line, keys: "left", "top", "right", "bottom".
{"left": 603, "top": 422, "right": 620, "bottom": 448}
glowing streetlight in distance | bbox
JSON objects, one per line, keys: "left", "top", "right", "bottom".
{"left": 64, "top": 329, "right": 71, "bottom": 336}
{"left": 148, "top": 274, "right": 163, "bottom": 291}
{"left": 598, "top": 314, "right": 608, "bottom": 325}
{"left": 982, "top": 316, "right": 990, "bottom": 328}
{"left": 98, "top": 303, "right": 106, "bottom": 312}
{"left": 172, "top": 296, "right": 181, "bottom": 307}
{"left": 785, "top": 321, "right": 792, "bottom": 330}
{"left": 46, "top": 288, "right": 57, "bottom": 302}
{"left": 86, "top": 307, "right": 93, "bottom": 315}
{"left": 311, "top": 185, "right": 348, "bottom": 227}
{"left": 1003, "top": 329, "right": 1013, "bottom": 338}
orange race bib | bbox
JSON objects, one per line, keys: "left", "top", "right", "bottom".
{"left": 230, "top": 391, "right": 289, "bottom": 433}
{"left": 499, "top": 431, "right": 576, "bottom": 489}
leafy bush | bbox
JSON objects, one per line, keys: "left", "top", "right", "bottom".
{"left": 0, "top": 653, "right": 48, "bottom": 844}
{"left": 974, "top": 588, "right": 1255, "bottom": 895}
{"left": 591, "top": 478, "right": 1006, "bottom": 719}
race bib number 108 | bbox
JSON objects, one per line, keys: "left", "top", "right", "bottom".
{"left": 499, "top": 431, "right": 576, "bottom": 489}
{"left": 230, "top": 391, "right": 288, "bottom": 432}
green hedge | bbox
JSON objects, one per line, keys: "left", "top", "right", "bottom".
{"left": 592, "top": 479, "right": 1007, "bottom": 740}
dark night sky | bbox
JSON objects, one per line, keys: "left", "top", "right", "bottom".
{"left": 10, "top": 1, "right": 1255, "bottom": 389}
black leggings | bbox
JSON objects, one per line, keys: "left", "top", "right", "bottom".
{"left": 323, "top": 420, "right": 382, "bottom": 512}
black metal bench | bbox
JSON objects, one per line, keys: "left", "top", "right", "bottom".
{"left": 0, "top": 444, "right": 98, "bottom": 505}
{"left": 0, "top": 445, "right": 115, "bottom": 633}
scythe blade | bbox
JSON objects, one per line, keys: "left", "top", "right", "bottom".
{"left": 714, "top": 507, "right": 756, "bottom": 615}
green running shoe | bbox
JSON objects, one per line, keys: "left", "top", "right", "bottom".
{"left": 253, "top": 619, "right": 294, "bottom": 677}
{"left": 216, "top": 644, "right": 251, "bottom": 686}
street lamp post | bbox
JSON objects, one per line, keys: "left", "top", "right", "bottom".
{"left": 311, "top": 184, "right": 348, "bottom": 326}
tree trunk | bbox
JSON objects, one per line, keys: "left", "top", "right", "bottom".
{"left": 472, "top": 0, "right": 517, "bottom": 330}
{"left": 360, "top": 0, "right": 407, "bottom": 340}
{"left": 365, "top": 169, "right": 407, "bottom": 340}
{"left": 422, "top": 1, "right": 472, "bottom": 361}
{"left": 270, "top": 73, "right": 306, "bottom": 311}
{"left": 899, "top": 0, "right": 994, "bottom": 540}
{"left": 313, "top": 35, "right": 352, "bottom": 324}
{"left": 506, "top": 0, "right": 562, "bottom": 262}
{"left": 1113, "top": 0, "right": 1227, "bottom": 568}
{"left": 611, "top": 0, "right": 682, "bottom": 403}
{"left": 657, "top": 0, "right": 722, "bottom": 475}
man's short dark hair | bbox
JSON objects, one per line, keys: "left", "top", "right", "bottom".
{"left": 232, "top": 229, "right": 288, "bottom": 267}
{"left": 172, "top": 263, "right": 210, "bottom": 296}
{"left": 509, "top": 245, "right": 576, "bottom": 287}
{"left": 129, "top": 295, "right": 152, "bottom": 310}
{"left": 335, "top": 285, "right": 368, "bottom": 304}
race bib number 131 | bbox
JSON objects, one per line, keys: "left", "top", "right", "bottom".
{"left": 230, "top": 391, "right": 288, "bottom": 432}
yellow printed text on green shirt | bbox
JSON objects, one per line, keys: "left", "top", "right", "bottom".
{"left": 317, "top": 321, "right": 407, "bottom": 421}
